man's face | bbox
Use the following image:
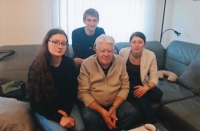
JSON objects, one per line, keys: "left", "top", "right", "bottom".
{"left": 95, "top": 42, "right": 114, "bottom": 68}
{"left": 84, "top": 15, "right": 99, "bottom": 32}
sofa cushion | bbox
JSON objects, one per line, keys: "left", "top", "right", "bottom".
{"left": 158, "top": 78, "right": 196, "bottom": 105}
{"left": 0, "top": 97, "right": 34, "bottom": 131}
{"left": 177, "top": 61, "right": 200, "bottom": 94}
{"left": 157, "top": 70, "right": 178, "bottom": 82}
{"left": 165, "top": 40, "right": 200, "bottom": 76}
{"left": 161, "top": 96, "right": 200, "bottom": 131}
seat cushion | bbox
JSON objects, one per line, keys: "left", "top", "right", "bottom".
{"left": 158, "top": 78, "right": 196, "bottom": 105}
{"left": 161, "top": 96, "right": 200, "bottom": 131}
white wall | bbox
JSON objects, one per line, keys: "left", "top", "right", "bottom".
{"left": 1, "top": 0, "right": 200, "bottom": 47}
{"left": 160, "top": 0, "right": 200, "bottom": 48}
{"left": 0, "top": 0, "right": 60, "bottom": 46}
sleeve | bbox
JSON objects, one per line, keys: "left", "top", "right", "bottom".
{"left": 119, "top": 48, "right": 124, "bottom": 57}
{"left": 116, "top": 60, "right": 130, "bottom": 100}
{"left": 29, "top": 93, "right": 63, "bottom": 123}
{"left": 148, "top": 54, "right": 159, "bottom": 85}
{"left": 69, "top": 59, "right": 79, "bottom": 102}
{"left": 77, "top": 62, "right": 95, "bottom": 107}
{"left": 72, "top": 30, "right": 83, "bottom": 58}
{"left": 101, "top": 28, "right": 105, "bottom": 34}
{"left": 28, "top": 64, "right": 63, "bottom": 123}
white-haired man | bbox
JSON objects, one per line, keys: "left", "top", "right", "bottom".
{"left": 78, "top": 34, "right": 137, "bottom": 131}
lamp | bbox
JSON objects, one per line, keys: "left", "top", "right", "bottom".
{"left": 159, "top": 0, "right": 181, "bottom": 43}
{"left": 160, "top": 29, "right": 181, "bottom": 43}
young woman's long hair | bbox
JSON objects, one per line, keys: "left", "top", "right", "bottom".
{"left": 27, "top": 28, "right": 68, "bottom": 102}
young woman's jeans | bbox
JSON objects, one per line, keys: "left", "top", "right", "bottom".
{"left": 128, "top": 83, "right": 163, "bottom": 124}
{"left": 80, "top": 101, "right": 137, "bottom": 131}
{"left": 34, "top": 104, "right": 85, "bottom": 131}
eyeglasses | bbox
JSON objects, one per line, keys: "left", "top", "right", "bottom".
{"left": 48, "top": 40, "right": 68, "bottom": 47}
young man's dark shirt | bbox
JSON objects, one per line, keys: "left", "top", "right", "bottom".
{"left": 72, "top": 27, "right": 105, "bottom": 59}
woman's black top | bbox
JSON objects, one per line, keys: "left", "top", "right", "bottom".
{"left": 29, "top": 56, "right": 78, "bottom": 123}
{"left": 126, "top": 58, "right": 143, "bottom": 86}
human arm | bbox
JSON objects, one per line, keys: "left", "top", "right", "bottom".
{"left": 28, "top": 64, "right": 64, "bottom": 123}
{"left": 133, "top": 82, "right": 156, "bottom": 98}
{"left": 88, "top": 101, "right": 117, "bottom": 130}
{"left": 115, "top": 58, "right": 130, "bottom": 100}
{"left": 107, "top": 96, "right": 125, "bottom": 128}
{"left": 101, "top": 28, "right": 105, "bottom": 34}
{"left": 105, "top": 58, "right": 129, "bottom": 128}
{"left": 148, "top": 54, "right": 158, "bottom": 86}
{"left": 72, "top": 29, "right": 84, "bottom": 58}
{"left": 134, "top": 53, "right": 158, "bottom": 98}
{"left": 29, "top": 92, "right": 63, "bottom": 123}
{"left": 74, "top": 57, "right": 84, "bottom": 69}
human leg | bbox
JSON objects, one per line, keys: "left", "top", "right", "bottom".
{"left": 133, "top": 95, "right": 157, "bottom": 124}
{"left": 128, "top": 83, "right": 158, "bottom": 124}
{"left": 116, "top": 101, "right": 137, "bottom": 130}
{"left": 69, "top": 104, "right": 85, "bottom": 131}
{"left": 34, "top": 112, "right": 67, "bottom": 131}
{"left": 79, "top": 104, "right": 105, "bottom": 131}
{"left": 146, "top": 87, "right": 163, "bottom": 102}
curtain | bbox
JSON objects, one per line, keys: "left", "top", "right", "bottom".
{"left": 59, "top": 0, "right": 158, "bottom": 44}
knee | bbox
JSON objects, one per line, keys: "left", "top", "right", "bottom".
{"left": 125, "top": 107, "right": 137, "bottom": 120}
{"left": 81, "top": 109, "right": 99, "bottom": 123}
{"left": 118, "top": 105, "right": 137, "bottom": 120}
{"left": 155, "top": 88, "right": 163, "bottom": 100}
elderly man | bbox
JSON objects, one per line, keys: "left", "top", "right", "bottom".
{"left": 78, "top": 34, "right": 136, "bottom": 131}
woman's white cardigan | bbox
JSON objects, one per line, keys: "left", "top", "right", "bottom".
{"left": 119, "top": 47, "right": 158, "bottom": 86}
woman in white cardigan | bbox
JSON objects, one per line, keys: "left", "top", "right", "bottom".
{"left": 119, "top": 31, "right": 163, "bottom": 124}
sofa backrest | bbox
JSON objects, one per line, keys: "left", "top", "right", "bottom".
{"left": 0, "top": 44, "right": 41, "bottom": 84}
{"left": 165, "top": 40, "right": 200, "bottom": 76}
{"left": 0, "top": 41, "right": 165, "bottom": 84}
{"left": 115, "top": 41, "right": 165, "bottom": 70}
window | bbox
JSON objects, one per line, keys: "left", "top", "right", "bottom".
{"left": 60, "top": 0, "right": 157, "bottom": 44}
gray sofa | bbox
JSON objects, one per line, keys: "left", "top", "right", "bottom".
{"left": 0, "top": 40, "right": 200, "bottom": 131}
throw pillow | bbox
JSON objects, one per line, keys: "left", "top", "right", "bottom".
{"left": 0, "top": 97, "right": 34, "bottom": 131}
{"left": 157, "top": 70, "right": 178, "bottom": 82}
{"left": 177, "top": 61, "right": 200, "bottom": 94}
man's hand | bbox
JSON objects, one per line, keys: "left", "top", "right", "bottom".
{"left": 134, "top": 85, "right": 149, "bottom": 98}
{"left": 101, "top": 109, "right": 117, "bottom": 130}
{"left": 108, "top": 106, "right": 118, "bottom": 128}
{"left": 60, "top": 116, "right": 75, "bottom": 128}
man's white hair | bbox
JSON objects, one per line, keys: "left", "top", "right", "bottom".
{"left": 95, "top": 34, "right": 115, "bottom": 48}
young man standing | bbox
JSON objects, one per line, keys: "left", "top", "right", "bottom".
{"left": 72, "top": 8, "right": 105, "bottom": 68}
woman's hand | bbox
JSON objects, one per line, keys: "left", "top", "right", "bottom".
{"left": 58, "top": 110, "right": 68, "bottom": 117}
{"left": 60, "top": 116, "right": 74, "bottom": 128}
{"left": 133, "top": 85, "right": 149, "bottom": 98}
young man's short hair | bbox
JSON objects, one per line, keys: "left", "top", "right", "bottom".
{"left": 83, "top": 8, "right": 99, "bottom": 21}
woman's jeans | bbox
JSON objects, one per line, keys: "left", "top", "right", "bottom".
{"left": 128, "top": 83, "right": 163, "bottom": 124}
{"left": 80, "top": 101, "right": 137, "bottom": 131}
{"left": 34, "top": 104, "right": 85, "bottom": 131}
